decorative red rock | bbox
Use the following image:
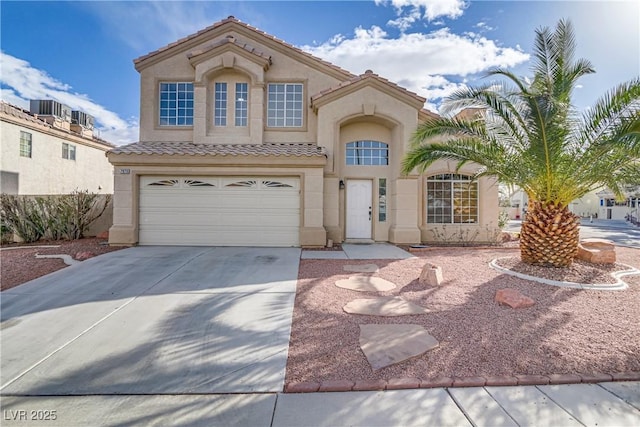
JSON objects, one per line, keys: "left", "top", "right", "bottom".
{"left": 576, "top": 238, "right": 616, "bottom": 264}
{"left": 96, "top": 231, "right": 109, "bottom": 239}
{"left": 75, "top": 251, "right": 96, "bottom": 261}
{"left": 495, "top": 288, "right": 535, "bottom": 308}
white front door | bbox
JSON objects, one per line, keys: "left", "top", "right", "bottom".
{"left": 346, "top": 179, "right": 372, "bottom": 239}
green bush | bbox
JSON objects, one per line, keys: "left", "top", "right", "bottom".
{"left": 0, "top": 195, "right": 47, "bottom": 243}
{"left": 498, "top": 211, "right": 510, "bottom": 229}
{"left": 0, "top": 190, "right": 111, "bottom": 242}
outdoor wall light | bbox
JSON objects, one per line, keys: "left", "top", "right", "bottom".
{"left": 339, "top": 180, "right": 345, "bottom": 190}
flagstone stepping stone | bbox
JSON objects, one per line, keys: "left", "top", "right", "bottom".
{"left": 359, "top": 324, "right": 439, "bottom": 370}
{"left": 344, "top": 296, "right": 430, "bottom": 316}
{"left": 335, "top": 276, "right": 396, "bottom": 292}
{"left": 343, "top": 264, "right": 379, "bottom": 273}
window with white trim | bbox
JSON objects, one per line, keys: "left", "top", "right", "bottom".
{"left": 20, "top": 131, "right": 32, "bottom": 158}
{"left": 267, "top": 83, "right": 303, "bottom": 127}
{"left": 159, "top": 82, "right": 194, "bottom": 126}
{"left": 426, "top": 174, "right": 478, "bottom": 224}
{"left": 214, "top": 82, "right": 227, "bottom": 126}
{"left": 62, "top": 143, "right": 76, "bottom": 161}
{"left": 346, "top": 141, "right": 389, "bottom": 165}
{"left": 235, "top": 83, "right": 248, "bottom": 127}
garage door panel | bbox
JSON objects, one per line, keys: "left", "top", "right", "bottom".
{"left": 139, "top": 176, "right": 300, "bottom": 246}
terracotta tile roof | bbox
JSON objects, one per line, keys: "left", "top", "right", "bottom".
{"left": 109, "top": 142, "right": 327, "bottom": 157}
{"left": 0, "top": 101, "right": 114, "bottom": 147}
{"left": 311, "top": 70, "right": 426, "bottom": 105}
{"left": 134, "top": 16, "right": 354, "bottom": 78}
{"left": 1, "top": 101, "right": 47, "bottom": 126}
{"left": 187, "top": 35, "right": 271, "bottom": 64}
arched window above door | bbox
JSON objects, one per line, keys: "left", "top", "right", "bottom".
{"left": 345, "top": 141, "right": 389, "bottom": 165}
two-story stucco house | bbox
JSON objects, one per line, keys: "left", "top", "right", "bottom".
{"left": 107, "top": 16, "right": 498, "bottom": 247}
{"left": 1, "top": 101, "right": 114, "bottom": 196}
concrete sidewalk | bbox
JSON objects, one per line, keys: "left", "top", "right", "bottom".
{"left": 301, "top": 242, "right": 415, "bottom": 259}
{"left": 2, "top": 381, "right": 638, "bottom": 426}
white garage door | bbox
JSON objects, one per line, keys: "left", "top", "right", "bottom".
{"left": 139, "top": 176, "right": 300, "bottom": 246}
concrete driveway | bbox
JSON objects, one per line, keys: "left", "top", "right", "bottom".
{"left": 1, "top": 246, "right": 300, "bottom": 395}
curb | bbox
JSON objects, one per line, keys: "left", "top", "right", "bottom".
{"left": 489, "top": 258, "right": 637, "bottom": 291}
{"left": 284, "top": 371, "right": 640, "bottom": 393}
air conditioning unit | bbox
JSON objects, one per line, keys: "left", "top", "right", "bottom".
{"left": 29, "top": 100, "right": 71, "bottom": 122}
{"left": 71, "top": 110, "right": 94, "bottom": 129}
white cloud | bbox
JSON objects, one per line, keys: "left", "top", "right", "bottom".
{"left": 301, "top": 26, "right": 530, "bottom": 113}
{"left": 0, "top": 52, "right": 138, "bottom": 145}
{"left": 475, "top": 21, "right": 495, "bottom": 32}
{"left": 377, "top": 0, "right": 468, "bottom": 29}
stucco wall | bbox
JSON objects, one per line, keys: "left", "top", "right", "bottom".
{"left": 107, "top": 158, "right": 326, "bottom": 246}
{"left": 138, "top": 27, "right": 342, "bottom": 145}
{"left": 418, "top": 160, "right": 500, "bottom": 244}
{"left": 0, "top": 120, "right": 114, "bottom": 195}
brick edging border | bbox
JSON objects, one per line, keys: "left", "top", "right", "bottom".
{"left": 284, "top": 372, "right": 640, "bottom": 393}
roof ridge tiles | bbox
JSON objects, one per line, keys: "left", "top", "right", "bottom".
{"left": 134, "top": 16, "right": 354, "bottom": 78}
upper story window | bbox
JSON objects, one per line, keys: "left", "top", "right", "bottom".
{"left": 159, "top": 82, "right": 193, "bottom": 126}
{"left": 20, "top": 131, "right": 32, "bottom": 158}
{"left": 62, "top": 143, "right": 76, "bottom": 161}
{"left": 346, "top": 141, "right": 389, "bottom": 165}
{"left": 235, "top": 83, "right": 248, "bottom": 127}
{"left": 426, "top": 174, "right": 478, "bottom": 224}
{"left": 213, "top": 81, "right": 248, "bottom": 128}
{"left": 214, "top": 82, "right": 227, "bottom": 126}
{"left": 267, "top": 83, "right": 303, "bottom": 127}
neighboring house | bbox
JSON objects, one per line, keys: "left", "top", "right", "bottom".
{"left": 596, "top": 188, "right": 640, "bottom": 221}
{"left": 503, "top": 186, "right": 639, "bottom": 222}
{"left": 0, "top": 101, "right": 114, "bottom": 195}
{"left": 107, "top": 16, "right": 498, "bottom": 247}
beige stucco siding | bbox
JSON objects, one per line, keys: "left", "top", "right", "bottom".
{"left": 0, "top": 120, "right": 113, "bottom": 195}
{"left": 107, "top": 154, "right": 327, "bottom": 246}
{"left": 138, "top": 28, "right": 343, "bottom": 145}
{"left": 418, "top": 160, "right": 499, "bottom": 243}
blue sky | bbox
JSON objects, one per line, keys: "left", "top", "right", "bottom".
{"left": 1, "top": 0, "right": 638, "bottom": 145}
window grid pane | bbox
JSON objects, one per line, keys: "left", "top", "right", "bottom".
{"left": 19, "top": 131, "right": 32, "bottom": 158}
{"left": 378, "top": 178, "right": 387, "bottom": 222}
{"left": 235, "top": 82, "right": 248, "bottom": 127}
{"left": 62, "top": 143, "right": 69, "bottom": 159}
{"left": 159, "top": 82, "right": 194, "bottom": 126}
{"left": 345, "top": 141, "right": 389, "bottom": 166}
{"left": 267, "top": 83, "right": 303, "bottom": 127}
{"left": 214, "top": 82, "right": 227, "bottom": 126}
{"left": 426, "top": 176, "right": 478, "bottom": 224}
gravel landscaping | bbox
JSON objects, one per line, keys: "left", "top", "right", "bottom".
{"left": 286, "top": 247, "right": 640, "bottom": 385}
{"left": 0, "top": 238, "right": 125, "bottom": 291}
{"left": 3, "top": 239, "right": 638, "bottom": 386}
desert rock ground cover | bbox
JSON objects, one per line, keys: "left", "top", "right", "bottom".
{"left": 286, "top": 247, "right": 640, "bottom": 384}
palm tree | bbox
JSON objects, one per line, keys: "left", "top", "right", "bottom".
{"left": 402, "top": 19, "right": 640, "bottom": 267}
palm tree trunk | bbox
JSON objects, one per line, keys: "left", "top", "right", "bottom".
{"left": 520, "top": 201, "right": 580, "bottom": 267}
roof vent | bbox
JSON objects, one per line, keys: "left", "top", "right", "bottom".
{"left": 29, "top": 100, "right": 71, "bottom": 122}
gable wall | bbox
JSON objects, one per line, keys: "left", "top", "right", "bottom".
{"left": 138, "top": 28, "right": 344, "bottom": 145}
